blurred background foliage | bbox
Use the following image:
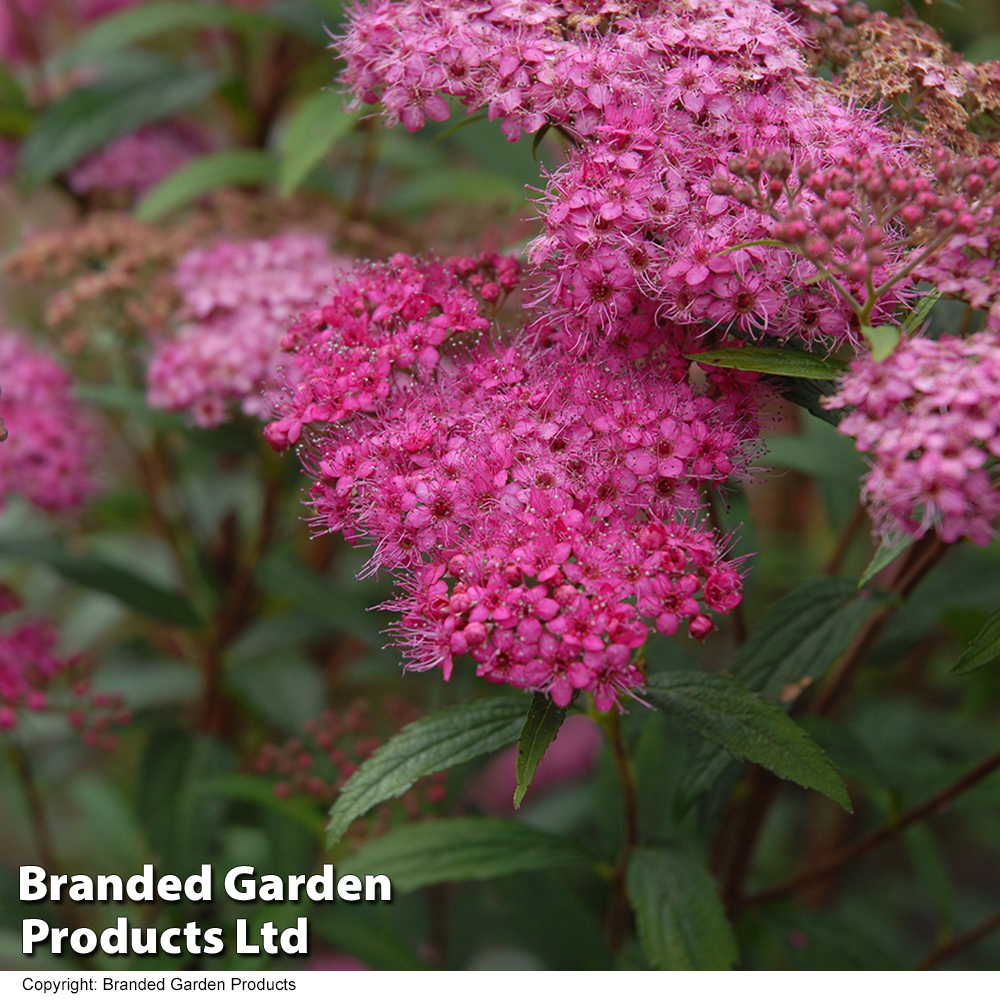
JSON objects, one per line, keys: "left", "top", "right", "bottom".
{"left": 1, "top": 0, "right": 1000, "bottom": 973}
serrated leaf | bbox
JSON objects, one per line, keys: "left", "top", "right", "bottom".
{"left": 689, "top": 346, "right": 847, "bottom": 380}
{"left": 326, "top": 696, "right": 527, "bottom": 845}
{"left": 676, "top": 580, "right": 878, "bottom": 812}
{"left": 514, "top": 693, "right": 567, "bottom": 809}
{"left": 859, "top": 535, "right": 914, "bottom": 589}
{"left": 277, "top": 93, "right": 358, "bottom": 197}
{"left": 20, "top": 66, "right": 219, "bottom": 187}
{"left": 51, "top": 1, "right": 275, "bottom": 73}
{"left": 0, "top": 537, "right": 202, "bottom": 627}
{"left": 627, "top": 846, "right": 737, "bottom": 970}
{"left": 950, "top": 605, "right": 1000, "bottom": 675}
{"left": 337, "top": 817, "right": 593, "bottom": 891}
{"left": 903, "top": 291, "right": 941, "bottom": 334}
{"left": 645, "top": 669, "right": 851, "bottom": 810}
{"left": 135, "top": 149, "right": 277, "bottom": 221}
{"left": 862, "top": 324, "right": 901, "bottom": 362}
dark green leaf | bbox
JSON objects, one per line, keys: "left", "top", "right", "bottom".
{"left": 645, "top": 669, "right": 851, "bottom": 810}
{"left": 51, "top": 2, "right": 276, "bottom": 72}
{"left": 277, "top": 93, "right": 358, "bottom": 197}
{"left": 428, "top": 111, "right": 488, "bottom": 146}
{"left": 903, "top": 291, "right": 942, "bottom": 335}
{"left": 951, "top": 605, "right": 1000, "bottom": 675}
{"left": 0, "top": 537, "right": 203, "bottom": 627}
{"left": 627, "top": 846, "right": 737, "bottom": 970}
{"left": 337, "top": 817, "right": 593, "bottom": 891}
{"left": 859, "top": 535, "right": 914, "bottom": 589}
{"left": 514, "top": 693, "right": 567, "bottom": 809}
{"left": 326, "top": 696, "right": 527, "bottom": 845}
{"left": 20, "top": 66, "right": 219, "bottom": 187}
{"left": 532, "top": 121, "right": 551, "bottom": 160}
{"left": 73, "top": 383, "right": 186, "bottom": 430}
{"left": 135, "top": 149, "right": 278, "bottom": 221}
{"left": 730, "top": 577, "right": 877, "bottom": 697}
{"left": 689, "top": 346, "right": 847, "bottom": 380}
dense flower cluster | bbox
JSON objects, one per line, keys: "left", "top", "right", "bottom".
{"left": 273, "top": 311, "right": 757, "bottom": 707}
{"left": 0, "top": 328, "right": 97, "bottom": 511}
{"left": 67, "top": 121, "right": 210, "bottom": 199}
{"left": 147, "top": 235, "right": 348, "bottom": 427}
{"left": 0, "top": 586, "right": 128, "bottom": 744}
{"left": 264, "top": 250, "right": 519, "bottom": 448}
{"left": 827, "top": 332, "right": 1000, "bottom": 545}
{"left": 340, "top": 0, "right": 908, "bottom": 351}
{"left": 252, "top": 699, "right": 446, "bottom": 829}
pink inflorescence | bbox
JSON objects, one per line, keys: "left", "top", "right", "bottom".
{"left": 66, "top": 121, "right": 211, "bottom": 198}
{"left": 827, "top": 332, "right": 1000, "bottom": 546}
{"left": 339, "top": 0, "right": 909, "bottom": 352}
{"left": 0, "top": 585, "right": 128, "bottom": 744}
{"left": 147, "top": 234, "right": 349, "bottom": 428}
{"left": 0, "top": 328, "right": 98, "bottom": 511}
{"left": 271, "top": 288, "right": 758, "bottom": 707}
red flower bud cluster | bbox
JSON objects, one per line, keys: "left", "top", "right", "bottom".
{"left": 251, "top": 699, "right": 448, "bottom": 835}
{"left": 0, "top": 585, "right": 128, "bottom": 746}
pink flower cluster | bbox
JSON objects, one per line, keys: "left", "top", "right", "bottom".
{"left": 827, "top": 332, "right": 1000, "bottom": 545}
{"left": 339, "top": 0, "right": 906, "bottom": 351}
{"left": 0, "top": 585, "right": 128, "bottom": 744}
{"left": 0, "top": 328, "right": 97, "bottom": 511}
{"left": 264, "top": 251, "right": 519, "bottom": 449}
{"left": 274, "top": 315, "right": 757, "bottom": 707}
{"left": 67, "top": 121, "right": 210, "bottom": 199}
{"left": 147, "top": 235, "right": 348, "bottom": 428}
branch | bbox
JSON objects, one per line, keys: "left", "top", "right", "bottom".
{"left": 742, "top": 744, "right": 1000, "bottom": 909}
{"left": 917, "top": 907, "right": 1000, "bottom": 970}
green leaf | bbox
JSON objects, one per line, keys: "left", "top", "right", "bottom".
{"left": 20, "top": 65, "right": 219, "bottom": 187}
{"left": 950, "top": 605, "right": 1000, "bottom": 675}
{"left": 277, "top": 93, "right": 358, "bottom": 197}
{"left": 135, "top": 149, "right": 278, "bottom": 221}
{"left": 729, "top": 577, "right": 876, "bottom": 697}
{"left": 337, "top": 817, "right": 593, "bottom": 891}
{"left": 689, "top": 346, "right": 847, "bottom": 380}
{"left": 73, "top": 383, "right": 186, "bottom": 430}
{"left": 903, "top": 291, "right": 941, "bottom": 335}
{"left": 626, "top": 846, "right": 737, "bottom": 970}
{"left": 428, "top": 111, "right": 488, "bottom": 146}
{"left": 514, "top": 693, "right": 567, "bottom": 809}
{"left": 859, "top": 535, "right": 914, "bottom": 589}
{"left": 51, "top": 1, "right": 276, "bottom": 73}
{"left": 326, "top": 696, "right": 527, "bottom": 846}
{"left": 0, "top": 537, "right": 203, "bottom": 627}
{"left": 771, "top": 376, "right": 845, "bottom": 425}
{"left": 645, "top": 669, "right": 851, "bottom": 810}
{"left": 861, "top": 324, "right": 901, "bottom": 362}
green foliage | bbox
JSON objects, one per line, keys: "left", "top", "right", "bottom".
{"left": 950, "top": 605, "right": 1000, "bottom": 675}
{"left": 514, "top": 693, "right": 567, "bottom": 809}
{"left": 326, "top": 696, "right": 528, "bottom": 845}
{"left": 689, "top": 346, "right": 847, "bottom": 380}
{"left": 277, "top": 94, "right": 359, "bottom": 197}
{"left": 645, "top": 669, "right": 851, "bottom": 810}
{"left": 338, "top": 818, "right": 594, "bottom": 891}
{"left": 861, "top": 324, "right": 902, "bottom": 362}
{"left": 20, "top": 64, "right": 219, "bottom": 187}
{"left": 627, "top": 846, "right": 737, "bottom": 970}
